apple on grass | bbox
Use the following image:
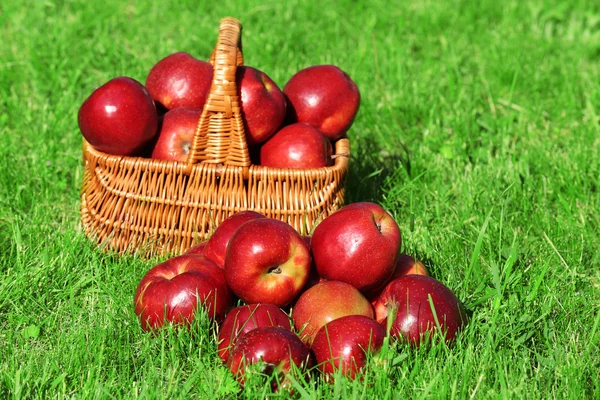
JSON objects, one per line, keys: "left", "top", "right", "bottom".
{"left": 185, "top": 240, "right": 208, "bottom": 255}
{"left": 368, "top": 254, "right": 429, "bottom": 302}
{"left": 284, "top": 64, "right": 360, "bottom": 141}
{"left": 292, "top": 280, "right": 373, "bottom": 346}
{"left": 151, "top": 107, "right": 202, "bottom": 161}
{"left": 259, "top": 123, "right": 332, "bottom": 169}
{"left": 311, "top": 315, "right": 386, "bottom": 381}
{"left": 375, "top": 275, "right": 467, "bottom": 345}
{"left": 224, "top": 218, "right": 311, "bottom": 307}
{"left": 204, "top": 211, "right": 266, "bottom": 268}
{"left": 237, "top": 66, "right": 286, "bottom": 144}
{"left": 134, "top": 254, "right": 232, "bottom": 331}
{"left": 145, "top": 52, "right": 213, "bottom": 111}
{"left": 227, "top": 327, "right": 311, "bottom": 390}
{"left": 311, "top": 202, "right": 401, "bottom": 294}
{"left": 78, "top": 76, "right": 158, "bottom": 156}
{"left": 217, "top": 304, "right": 292, "bottom": 363}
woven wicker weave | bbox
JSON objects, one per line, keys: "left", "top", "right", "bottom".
{"left": 80, "top": 17, "right": 350, "bottom": 257}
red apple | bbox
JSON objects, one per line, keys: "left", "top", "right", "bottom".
{"left": 134, "top": 254, "right": 232, "bottom": 331}
{"left": 227, "top": 326, "right": 311, "bottom": 390}
{"left": 217, "top": 304, "right": 292, "bottom": 363}
{"left": 224, "top": 218, "right": 311, "bottom": 307}
{"left": 78, "top": 76, "right": 158, "bottom": 156}
{"left": 259, "top": 123, "right": 332, "bottom": 169}
{"left": 283, "top": 65, "right": 360, "bottom": 141}
{"left": 185, "top": 240, "right": 208, "bottom": 255}
{"left": 299, "top": 235, "right": 323, "bottom": 292}
{"left": 237, "top": 66, "right": 286, "bottom": 145}
{"left": 311, "top": 315, "right": 386, "bottom": 380}
{"left": 145, "top": 52, "right": 213, "bottom": 110}
{"left": 292, "top": 281, "right": 373, "bottom": 345}
{"left": 151, "top": 107, "right": 202, "bottom": 161}
{"left": 368, "top": 254, "right": 429, "bottom": 302}
{"left": 377, "top": 275, "right": 467, "bottom": 345}
{"left": 204, "top": 211, "right": 266, "bottom": 268}
{"left": 311, "top": 202, "right": 401, "bottom": 293}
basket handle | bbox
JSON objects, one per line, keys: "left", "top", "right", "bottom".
{"left": 186, "top": 17, "right": 250, "bottom": 168}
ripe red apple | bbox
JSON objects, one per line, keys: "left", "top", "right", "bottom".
{"left": 185, "top": 240, "right": 208, "bottom": 255}
{"left": 368, "top": 254, "right": 429, "bottom": 302}
{"left": 283, "top": 65, "right": 360, "bottom": 141}
{"left": 150, "top": 107, "right": 202, "bottom": 161}
{"left": 217, "top": 304, "right": 292, "bottom": 363}
{"left": 224, "top": 218, "right": 311, "bottom": 307}
{"left": 227, "top": 326, "right": 311, "bottom": 390}
{"left": 145, "top": 52, "right": 213, "bottom": 110}
{"left": 311, "top": 315, "right": 386, "bottom": 380}
{"left": 78, "top": 76, "right": 158, "bottom": 156}
{"left": 237, "top": 66, "right": 286, "bottom": 145}
{"left": 204, "top": 211, "right": 266, "bottom": 268}
{"left": 376, "top": 275, "right": 467, "bottom": 345}
{"left": 299, "top": 235, "right": 323, "bottom": 292}
{"left": 292, "top": 281, "right": 373, "bottom": 345}
{"left": 134, "top": 254, "right": 232, "bottom": 331}
{"left": 259, "top": 123, "right": 332, "bottom": 169}
{"left": 311, "top": 202, "right": 401, "bottom": 294}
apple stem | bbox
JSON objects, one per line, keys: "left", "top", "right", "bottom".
{"left": 268, "top": 266, "right": 282, "bottom": 275}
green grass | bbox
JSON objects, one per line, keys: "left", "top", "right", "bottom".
{"left": 1, "top": 0, "right": 600, "bottom": 398}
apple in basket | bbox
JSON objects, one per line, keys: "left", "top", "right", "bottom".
{"left": 151, "top": 107, "right": 203, "bottom": 161}
{"left": 284, "top": 65, "right": 360, "bottom": 141}
{"left": 78, "top": 76, "right": 158, "bottom": 156}
{"left": 224, "top": 218, "right": 311, "bottom": 307}
{"left": 145, "top": 52, "right": 213, "bottom": 112}
{"left": 237, "top": 66, "right": 287, "bottom": 145}
{"left": 134, "top": 254, "right": 232, "bottom": 331}
{"left": 311, "top": 315, "right": 386, "bottom": 380}
{"left": 311, "top": 202, "right": 401, "bottom": 294}
{"left": 292, "top": 280, "right": 374, "bottom": 346}
{"left": 259, "top": 123, "right": 332, "bottom": 169}
{"left": 227, "top": 326, "right": 311, "bottom": 390}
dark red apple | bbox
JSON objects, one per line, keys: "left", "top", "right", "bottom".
{"left": 224, "top": 218, "right": 311, "bottom": 307}
{"left": 237, "top": 66, "right": 286, "bottom": 145}
{"left": 78, "top": 76, "right": 158, "bottom": 156}
{"left": 134, "top": 254, "right": 232, "bottom": 331}
{"left": 376, "top": 275, "right": 467, "bottom": 345}
{"left": 185, "top": 240, "right": 208, "bottom": 255}
{"left": 292, "top": 281, "right": 373, "bottom": 345}
{"left": 145, "top": 52, "right": 213, "bottom": 110}
{"left": 227, "top": 326, "right": 311, "bottom": 389}
{"left": 217, "top": 304, "right": 292, "bottom": 363}
{"left": 311, "top": 315, "right": 386, "bottom": 380}
{"left": 204, "top": 211, "right": 266, "bottom": 268}
{"left": 283, "top": 65, "right": 360, "bottom": 141}
{"left": 151, "top": 107, "right": 202, "bottom": 161}
{"left": 311, "top": 202, "right": 401, "bottom": 293}
{"left": 259, "top": 123, "right": 332, "bottom": 169}
{"left": 368, "top": 254, "right": 429, "bottom": 302}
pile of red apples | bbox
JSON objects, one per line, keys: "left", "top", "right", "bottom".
{"left": 134, "top": 202, "right": 468, "bottom": 390}
{"left": 78, "top": 51, "right": 360, "bottom": 168}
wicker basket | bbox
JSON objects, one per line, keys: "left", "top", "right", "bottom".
{"left": 80, "top": 17, "right": 350, "bottom": 257}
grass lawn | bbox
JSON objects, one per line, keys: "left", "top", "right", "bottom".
{"left": 1, "top": 0, "right": 600, "bottom": 398}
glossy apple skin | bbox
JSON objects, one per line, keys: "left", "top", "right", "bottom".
{"left": 185, "top": 240, "right": 208, "bottom": 255}
{"left": 134, "top": 254, "right": 232, "bottom": 331}
{"left": 378, "top": 275, "right": 467, "bottom": 345}
{"left": 369, "top": 254, "right": 429, "bottom": 305}
{"left": 204, "top": 211, "right": 266, "bottom": 268}
{"left": 260, "top": 123, "right": 332, "bottom": 169}
{"left": 145, "top": 52, "right": 213, "bottom": 110}
{"left": 312, "top": 315, "right": 386, "bottom": 380}
{"left": 224, "top": 218, "right": 311, "bottom": 307}
{"left": 311, "top": 202, "right": 401, "bottom": 294}
{"left": 292, "top": 280, "right": 373, "bottom": 345}
{"left": 283, "top": 65, "right": 360, "bottom": 141}
{"left": 237, "top": 66, "right": 286, "bottom": 145}
{"left": 227, "top": 327, "right": 311, "bottom": 389}
{"left": 78, "top": 76, "right": 158, "bottom": 156}
{"left": 151, "top": 107, "right": 202, "bottom": 161}
{"left": 217, "top": 304, "right": 292, "bottom": 363}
